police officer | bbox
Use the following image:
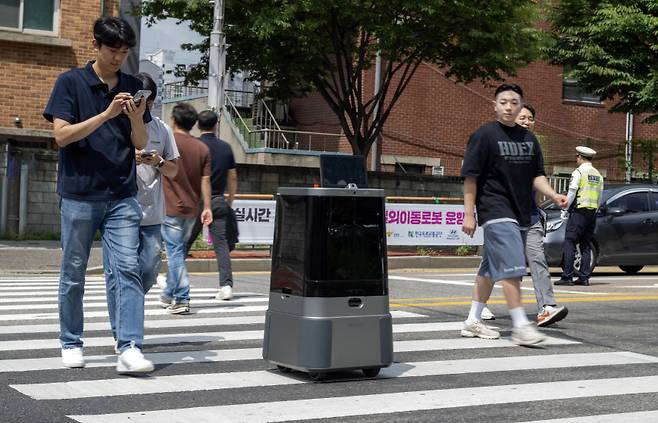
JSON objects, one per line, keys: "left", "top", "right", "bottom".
{"left": 555, "top": 146, "right": 603, "bottom": 286}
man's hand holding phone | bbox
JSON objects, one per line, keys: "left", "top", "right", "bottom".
{"left": 103, "top": 92, "right": 131, "bottom": 120}
{"left": 122, "top": 90, "right": 149, "bottom": 121}
{"left": 136, "top": 150, "right": 160, "bottom": 166}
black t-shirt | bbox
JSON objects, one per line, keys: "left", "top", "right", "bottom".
{"left": 198, "top": 133, "right": 236, "bottom": 196}
{"left": 460, "top": 121, "right": 545, "bottom": 227}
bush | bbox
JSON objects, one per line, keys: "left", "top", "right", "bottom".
{"left": 455, "top": 245, "right": 475, "bottom": 256}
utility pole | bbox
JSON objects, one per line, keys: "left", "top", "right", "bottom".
{"left": 625, "top": 112, "right": 634, "bottom": 183}
{"left": 370, "top": 50, "right": 382, "bottom": 171}
{"left": 208, "top": 0, "right": 227, "bottom": 114}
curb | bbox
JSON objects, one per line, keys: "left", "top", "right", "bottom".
{"left": 84, "top": 255, "right": 481, "bottom": 275}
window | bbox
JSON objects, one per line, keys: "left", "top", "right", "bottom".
{"left": 608, "top": 192, "right": 650, "bottom": 213}
{"left": 0, "top": 0, "right": 59, "bottom": 34}
{"left": 562, "top": 66, "right": 602, "bottom": 104}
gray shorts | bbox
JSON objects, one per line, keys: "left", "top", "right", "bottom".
{"left": 478, "top": 221, "right": 526, "bottom": 282}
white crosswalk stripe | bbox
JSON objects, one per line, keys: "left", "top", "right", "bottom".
{"left": 67, "top": 376, "right": 658, "bottom": 423}
{"left": 14, "top": 352, "right": 657, "bottom": 400}
{"left": 2, "top": 276, "right": 658, "bottom": 422}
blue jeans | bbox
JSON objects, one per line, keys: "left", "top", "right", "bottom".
{"left": 161, "top": 215, "right": 196, "bottom": 303}
{"left": 105, "top": 224, "right": 162, "bottom": 340}
{"left": 138, "top": 224, "right": 163, "bottom": 294}
{"left": 60, "top": 197, "right": 144, "bottom": 352}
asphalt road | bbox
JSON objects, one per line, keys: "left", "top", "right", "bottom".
{"left": 1, "top": 267, "right": 658, "bottom": 422}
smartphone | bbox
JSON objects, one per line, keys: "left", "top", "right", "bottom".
{"left": 133, "top": 89, "right": 152, "bottom": 105}
{"left": 140, "top": 150, "right": 157, "bottom": 158}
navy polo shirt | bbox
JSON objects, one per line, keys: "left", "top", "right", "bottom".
{"left": 43, "top": 61, "right": 151, "bottom": 201}
{"left": 198, "top": 133, "right": 236, "bottom": 196}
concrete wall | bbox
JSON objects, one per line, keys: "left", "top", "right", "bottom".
{"left": 0, "top": 145, "right": 60, "bottom": 237}
{"left": 0, "top": 157, "right": 462, "bottom": 236}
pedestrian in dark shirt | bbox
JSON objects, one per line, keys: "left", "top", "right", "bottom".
{"left": 43, "top": 16, "right": 154, "bottom": 373}
{"left": 460, "top": 83, "right": 568, "bottom": 346}
{"left": 195, "top": 110, "right": 238, "bottom": 300}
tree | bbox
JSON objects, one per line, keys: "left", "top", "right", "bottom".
{"left": 546, "top": 0, "right": 658, "bottom": 122}
{"left": 142, "top": 0, "right": 543, "bottom": 156}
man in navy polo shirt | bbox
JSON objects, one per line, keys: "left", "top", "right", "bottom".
{"left": 43, "top": 16, "right": 154, "bottom": 374}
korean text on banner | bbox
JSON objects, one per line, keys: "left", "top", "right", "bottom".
{"left": 232, "top": 200, "right": 483, "bottom": 246}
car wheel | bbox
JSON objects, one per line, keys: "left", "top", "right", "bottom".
{"left": 574, "top": 242, "right": 597, "bottom": 275}
{"left": 619, "top": 265, "right": 643, "bottom": 274}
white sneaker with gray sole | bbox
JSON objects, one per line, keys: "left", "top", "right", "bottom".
{"left": 116, "top": 347, "right": 154, "bottom": 374}
{"left": 512, "top": 322, "right": 545, "bottom": 346}
{"left": 61, "top": 347, "right": 85, "bottom": 368}
{"left": 481, "top": 306, "right": 496, "bottom": 320}
{"left": 460, "top": 320, "right": 500, "bottom": 339}
{"left": 216, "top": 285, "right": 233, "bottom": 301}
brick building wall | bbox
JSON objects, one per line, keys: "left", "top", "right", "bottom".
{"left": 0, "top": 0, "right": 121, "bottom": 236}
{"left": 291, "top": 60, "right": 658, "bottom": 181}
{"left": 0, "top": 0, "right": 120, "bottom": 130}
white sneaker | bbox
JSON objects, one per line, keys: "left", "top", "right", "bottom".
{"left": 62, "top": 348, "right": 85, "bottom": 369}
{"left": 62, "top": 347, "right": 85, "bottom": 368}
{"left": 512, "top": 322, "right": 546, "bottom": 346}
{"left": 156, "top": 274, "right": 167, "bottom": 290}
{"left": 460, "top": 320, "right": 500, "bottom": 339}
{"left": 481, "top": 306, "right": 496, "bottom": 320}
{"left": 116, "top": 346, "right": 154, "bottom": 374}
{"left": 216, "top": 285, "right": 233, "bottom": 301}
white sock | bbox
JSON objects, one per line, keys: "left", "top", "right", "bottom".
{"left": 466, "top": 301, "right": 486, "bottom": 323}
{"left": 509, "top": 307, "right": 530, "bottom": 328}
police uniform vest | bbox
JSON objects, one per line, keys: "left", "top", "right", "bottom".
{"left": 576, "top": 165, "right": 603, "bottom": 209}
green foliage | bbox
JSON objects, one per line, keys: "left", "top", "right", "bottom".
{"left": 546, "top": 0, "right": 658, "bottom": 122}
{"left": 455, "top": 245, "right": 475, "bottom": 256}
{"left": 142, "top": 0, "right": 543, "bottom": 155}
{"left": 416, "top": 246, "right": 434, "bottom": 256}
{"left": 635, "top": 138, "right": 658, "bottom": 181}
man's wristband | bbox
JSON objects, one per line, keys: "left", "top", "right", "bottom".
{"left": 156, "top": 157, "right": 165, "bottom": 168}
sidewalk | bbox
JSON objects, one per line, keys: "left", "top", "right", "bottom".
{"left": 0, "top": 240, "right": 481, "bottom": 275}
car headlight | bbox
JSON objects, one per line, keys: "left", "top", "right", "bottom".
{"left": 546, "top": 219, "right": 564, "bottom": 233}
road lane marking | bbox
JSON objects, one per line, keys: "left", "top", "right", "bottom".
{"left": 0, "top": 321, "right": 469, "bottom": 352}
{"left": 390, "top": 275, "right": 609, "bottom": 295}
{"left": 0, "top": 305, "right": 271, "bottom": 321}
{"left": 0, "top": 336, "right": 579, "bottom": 373}
{"left": 13, "top": 352, "right": 644, "bottom": 400}
{"left": 0, "top": 310, "right": 424, "bottom": 336}
{"left": 391, "top": 295, "right": 658, "bottom": 307}
{"left": 0, "top": 296, "right": 269, "bottom": 311}
{"left": 66, "top": 374, "right": 658, "bottom": 422}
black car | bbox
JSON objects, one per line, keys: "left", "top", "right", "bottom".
{"left": 542, "top": 184, "right": 658, "bottom": 274}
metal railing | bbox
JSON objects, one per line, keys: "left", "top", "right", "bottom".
{"left": 162, "top": 81, "right": 208, "bottom": 101}
{"left": 254, "top": 99, "right": 290, "bottom": 147}
{"left": 256, "top": 128, "right": 343, "bottom": 151}
{"left": 225, "top": 89, "right": 255, "bottom": 110}
{"left": 225, "top": 95, "right": 341, "bottom": 151}
{"left": 225, "top": 95, "right": 262, "bottom": 148}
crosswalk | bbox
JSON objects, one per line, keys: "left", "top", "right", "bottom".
{"left": 2, "top": 276, "right": 658, "bottom": 422}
